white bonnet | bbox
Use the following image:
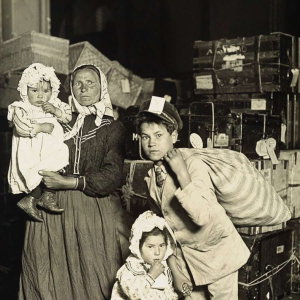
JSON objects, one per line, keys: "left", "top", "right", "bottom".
{"left": 129, "top": 211, "right": 175, "bottom": 261}
{"left": 18, "top": 63, "right": 60, "bottom": 103}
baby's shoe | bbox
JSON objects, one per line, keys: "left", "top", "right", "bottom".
{"left": 17, "top": 196, "right": 43, "bottom": 222}
{"left": 37, "top": 191, "right": 64, "bottom": 213}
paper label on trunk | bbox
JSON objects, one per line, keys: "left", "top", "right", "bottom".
{"left": 251, "top": 99, "right": 267, "bottom": 110}
{"left": 195, "top": 75, "right": 213, "bottom": 90}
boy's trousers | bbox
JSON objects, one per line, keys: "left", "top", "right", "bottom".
{"left": 184, "top": 271, "right": 238, "bottom": 300}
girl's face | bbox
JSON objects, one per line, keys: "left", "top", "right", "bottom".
{"left": 27, "top": 81, "right": 52, "bottom": 107}
{"left": 140, "top": 234, "right": 167, "bottom": 265}
{"left": 72, "top": 69, "right": 101, "bottom": 106}
{"left": 140, "top": 122, "right": 177, "bottom": 162}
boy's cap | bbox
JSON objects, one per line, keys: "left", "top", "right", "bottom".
{"left": 138, "top": 98, "right": 183, "bottom": 131}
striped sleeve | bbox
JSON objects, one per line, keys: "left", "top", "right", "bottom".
{"left": 53, "top": 98, "right": 72, "bottom": 124}
{"left": 12, "top": 107, "right": 36, "bottom": 137}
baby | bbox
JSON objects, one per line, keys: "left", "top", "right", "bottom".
{"left": 7, "top": 63, "right": 72, "bottom": 222}
{"left": 111, "top": 210, "right": 179, "bottom": 300}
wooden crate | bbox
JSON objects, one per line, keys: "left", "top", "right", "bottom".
{"left": 0, "top": 31, "right": 69, "bottom": 75}
{"left": 107, "top": 61, "right": 144, "bottom": 109}
{"left": 69, "top": 41, "right": 112, "bottom": 75}
{"left": 194, "top": 32, "right": 296, "bottom": 94}
{"left": 279, "top": 150, "right": 300, "bottom": 219}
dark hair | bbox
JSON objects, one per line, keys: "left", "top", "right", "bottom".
{"left": 134, "top": 112, "right": 177, "bottom": 135}
{"left": 139, "top": 227, "right": 168, "bottom": 250}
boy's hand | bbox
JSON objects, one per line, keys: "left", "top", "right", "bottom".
{"left": 148, "top": 260, "right": 165, "bottom": 279}
{"left": 163, "top": 149, "right": 186, "bottom": 174}
{"left": 163, "top": 149, "right": 191, "bottom": 189}
{"left": 173, "top": 272, "right": 193, "bottom": 296}
{"left": 42, "top": 103, "right": 57, "bottom": 115}
{"left": 35, "top": 123, "right": 54, "bottom": 134}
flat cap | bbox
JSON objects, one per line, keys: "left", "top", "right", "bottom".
{"left": 138, "top": 97, "right": 183, "bottom": 131}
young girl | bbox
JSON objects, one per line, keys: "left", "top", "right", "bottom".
{"left": 7, "top": 63, "right": 72, "bottom": 222}
{"left": 111, "top": 210, "right": 179, "bottom": 300}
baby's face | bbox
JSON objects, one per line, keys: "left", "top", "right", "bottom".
{"left": 140, "top": 234, "right": 167, "bottom": 265}
{"left": 27, "top": 80, "right": 52, "bottom": 107}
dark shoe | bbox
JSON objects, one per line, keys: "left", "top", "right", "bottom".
{"left": 37, "top": 191, "right": 64, "bottom": 214}
{"left": 17, "top": 196, "right": 43, "bottom": 222}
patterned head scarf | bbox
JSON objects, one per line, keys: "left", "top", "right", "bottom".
{"left": 129, "top": 210, "right": 175, "bottom": 262}
{"left": 64, "top": 64, "right": 114, "bottom": 141}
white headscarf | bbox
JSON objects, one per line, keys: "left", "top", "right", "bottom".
{"left": 64, "top": 64, "right": 114, "bottom": 141}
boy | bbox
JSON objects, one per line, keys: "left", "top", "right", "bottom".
{"left": 134, "top": 97, "right": 250, "bottom": 300}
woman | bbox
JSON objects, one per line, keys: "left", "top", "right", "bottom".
{"left": 18, "top": 64, "right": 126, "bottom": 300}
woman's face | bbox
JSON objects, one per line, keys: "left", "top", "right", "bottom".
{"left": 72, "top": 68, "right": 101, "bottom": 106}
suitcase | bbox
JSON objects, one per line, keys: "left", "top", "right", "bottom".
{"left": 194, "top": 32, "right": 297, "bottom": 94}
{"left": 120, "top": 160, "right": 153, "bottom": 217}
{"left": 177, "top": 101, "right": 282, "bottom": 159}
{"left": 123, "top": 105, "right": 142, "bottom": 160}
{"left": 0, "top": 31, "right": 69, "bottom": 75}
{"left": 239, "top": 228, "right": 293, "bottom": 300}
{"left": 286, "top": 218, "right": 300, "bottom": 294}
{"left": 279, "top": 150, "right": 300, "bottom": 219}
{"left": 195, "top": 92, "right": 300, "bottom": 149}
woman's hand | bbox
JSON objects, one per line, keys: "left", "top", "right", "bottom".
{"left": 163, "top": 149, "right": 191, "bottom": 190}
{"left": 35, "top": 123, "right": 54, "bottom": 134}
{"left": 148, "top": 261, "right": 165, "bottom": 279}
{"left": 38, "top": 171, "right": 76, "bottom": 190}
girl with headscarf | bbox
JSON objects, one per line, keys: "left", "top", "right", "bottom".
{"left": 111, "top": 211, "right": 179, "bottom": 300}
{"left": 18, "top": 64, "right": 126, "bottom": 300}
{"left": 8, "top": 63, "right": 71, "bottom": 222}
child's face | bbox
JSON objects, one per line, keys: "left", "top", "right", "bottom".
{"left": 140, "top": 234, "right": 167, "bottom": 265}
{"left": 140, "top": 122, "right": 177, "bottom": 162}
{"left": 27, "top": 81, "right": 52, "bottom": 107}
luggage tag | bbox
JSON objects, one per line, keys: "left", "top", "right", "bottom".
{"left": 256, "top": 139, "right": 268, "bottom": 157}
{"left": 290, "top": 69, "right": 300, "bottom": 87}
{"left": 281, "top": 124, "right": 286, "bottom": 144}
{"left": 190, "top": 133, "right": 203, "bottom": 149}
{"left": 207, "top": 137, "right": 213, "bottom": 149}
{"left": 121, "top": 78, "right": 131, "bottom": 93}
{"left": 266, "top": 138, "right": 279, "bottom": 165}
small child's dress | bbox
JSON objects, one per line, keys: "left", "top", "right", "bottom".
{"left": 111, "top": 211, "right": 178, "bottom": 300}
{"left": 7, "top": 97, "right": 71, "bottom": 194}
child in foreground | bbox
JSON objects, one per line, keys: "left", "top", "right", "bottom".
{"left": 111, "top": 210, "right": 180, "bottom": 300}
{"left": 7, "top": 63, "right": 72, "bottom": 222}
{"left": 133, "top": 97, "right": 250, "bottom": 299}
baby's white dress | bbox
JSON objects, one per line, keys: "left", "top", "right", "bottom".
{"left": 8, "top": 100, "right": 71, "bottom": 194}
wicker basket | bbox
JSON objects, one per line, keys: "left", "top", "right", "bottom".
{"left": 107, "top": 61, "right": 144, "bottom": 109}
{"left": 69, "top": 41, "right": 112, "bottom": 75}
{"left": 0, "top": 31, "right": 69, "bottom": 75}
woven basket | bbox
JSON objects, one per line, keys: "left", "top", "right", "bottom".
{"left": 0, "top": 31, "right": 69, "bottom": 75}
{"left": 108, "top": 61, "right": 144, "bottom": 109}
{"left": 69, "top": 42, "right": 112, "bottom": 75}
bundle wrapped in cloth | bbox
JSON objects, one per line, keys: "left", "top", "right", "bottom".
{"left": 180, "top": 148, "right": 291, "bottom": 226}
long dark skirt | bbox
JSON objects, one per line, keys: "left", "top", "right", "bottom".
{"left": 18, "top": 190, "right": 122, "bottom": 300}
